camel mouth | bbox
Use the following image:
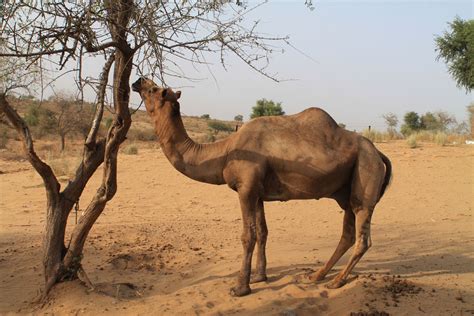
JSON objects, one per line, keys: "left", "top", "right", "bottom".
{"left": 131, "top": 79, "right": 142, "bottom": 92}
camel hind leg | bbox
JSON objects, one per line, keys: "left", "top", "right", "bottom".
{"left": 326, "top": 142, "right": 385, "bottom": 289}
{"left": 326, "top": 207, "right": 373, "bottom": 288}
{"left": 309, "top": 209, "right": 355, "bottom": 282}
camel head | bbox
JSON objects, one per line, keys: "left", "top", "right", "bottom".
{"left": 131, "top": 78, "right": 182, "bottom": 118}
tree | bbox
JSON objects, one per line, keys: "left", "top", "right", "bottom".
{"left": 1, "top": 0, "right": 289, "bottom": 296}
{"left": 338, "top": 123, "right": 346, "bottom": 129}
{"left": 434, "top": 111, "right": 457, "bottom": 131}
{"left": 23, "top": 105, "right": 57, "bottom": 137}
{"left": 419, "top": 111, "right": 456, "bottom": 132}
{"left": 400, "top": 111, "right": 421, "bottom": 136}
{"left": 49, "top": 94, "right": 86, "bottom": 151}
{"left": 435, "top": 17, "right": 474, "bottom": 92}
{"left": 201, "top": 114, "right": 211, "bottom": 120}
{"left": 234, "top": 114, "right": 244, "bottom": 122}
{"left": 250, "top": 99, "right": 285, "bottom": 118}
{"left": 468, "top": 103, "right": 474, "bottom": 138}
{"left": 420, "top": 112, "right": 441, "bottom": 131}
{"left": 382, "top": 113, "right": 398, "bottom": 137}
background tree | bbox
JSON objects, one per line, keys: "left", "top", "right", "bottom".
{"left": 50, "top": 94, "right": 84, "bottom": 151}
{"left": 382, "top": 112, "right": 399, "bottom": 137}
{"left": 234, "top": 114, "right": 244, "bottom": 122}
{"left": 435, "top": 17, "right": 474, "bottom": 92}
{"left": 401, "top": 111, "right": 421, "bottom": 136}
{"left": 468, "top": 103, "right": 474, "bottom": 138}
{"left": 250, "top": 99, "right": 285, "bottom": 118}
{"left": 200, "top": 114, "right": 211, "bottom": 120}
{"left": 338, "top": 123, "right": 346, "bottom": 129}
{"left": 420, "top": 112, "right": 441, "bottom": 131}
{"left": 0, "top": 0, "right": 289, "bottom": 296}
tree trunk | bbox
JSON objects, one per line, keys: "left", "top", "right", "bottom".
{"left": 43, "top": 198, "right": 72, "bottom": 293}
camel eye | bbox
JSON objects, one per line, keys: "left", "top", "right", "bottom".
{"left": 152, "top": 87, "right": 158, "bottom": 93}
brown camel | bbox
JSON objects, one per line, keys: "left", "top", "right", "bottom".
{"left": 132, "top": 78, "right": 392, "bottom": 297}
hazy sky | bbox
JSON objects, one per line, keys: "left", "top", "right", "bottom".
{"left": 52, "top": 0, "right": 473, "bottom": 131}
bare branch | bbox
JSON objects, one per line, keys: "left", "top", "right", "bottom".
{"left": 0, "top": 94, "right": 60, "bottom": 200}
{"left": 85, "top": 53, "right": 115, "bottom": 147}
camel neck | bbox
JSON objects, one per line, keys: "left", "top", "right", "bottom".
{"left": 155, "top": 114, "right": 228, "bottom": 185}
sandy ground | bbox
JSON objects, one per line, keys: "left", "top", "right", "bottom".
{"left": 0, "top": 141, "right": 473, "bottom": 315}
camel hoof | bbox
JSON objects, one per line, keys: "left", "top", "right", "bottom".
{"left": 250, "top": 274, "right": 268, "bottom": 284}
{"left": 325, "top": 278, "right": 346, "bottom": 289}
{"left": 230, "top": 286, "right": 251, "bottom": 297}
{"left": 307, "top": 271, "right": 326, "bottom": 282}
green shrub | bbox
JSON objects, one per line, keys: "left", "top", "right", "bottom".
{"left": 207, "top": 120, "right": 234, "bottom": 133}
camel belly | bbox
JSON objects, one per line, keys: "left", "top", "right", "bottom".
{"left": 262, "top": 169, "right": 348, "bottom": 202}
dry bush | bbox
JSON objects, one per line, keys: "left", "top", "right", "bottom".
{"left": 127, "top": 127, "right": 156, "bottom": 142}
{"left": 45, "top": 152, "right": 79, "bottom": 178}
{"left": 446, "top": 133, "right": 467, "bottom": 145}
{"left": 406, "top": 134, "right": 418, "bottom": 148}
{"left": 123, "top": 144, "right": 138, "bottom": 155}
{"left": 413, "top": 131, "right": 435, "bottom": 142}
{"left": 407, "top": 131, "right": 466, "bottom": 146}
{"left": 361, "top": 129, "right": 389, "bottom": 143}
{"left": 0, "top": 125, "right": 9, "bottom": 149}
{"left": 434, "top": 132, "right": 448, "bottom": 146}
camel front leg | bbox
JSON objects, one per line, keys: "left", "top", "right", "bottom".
{"left": 251, "top": 199, "right": 268, "bottom": 284}
{"left": 230, "top": 189, "right": 258, "bottom": 297}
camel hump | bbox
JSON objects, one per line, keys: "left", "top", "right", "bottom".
{"left": 294, "top": 107, "right": 339, "bottom": 129}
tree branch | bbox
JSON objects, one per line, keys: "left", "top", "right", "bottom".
{"left": 85, "top": 53, "right": 115, "bottom": 147}
{"left": 0, "top": 94, "right": 60, "bottom": 202}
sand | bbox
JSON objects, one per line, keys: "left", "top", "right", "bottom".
{"left": 0, "top": 141, "right": 473, "bottom": 315}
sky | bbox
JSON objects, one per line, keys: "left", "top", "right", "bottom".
{"left": 50, "top": 0, "right": 473, "bottom": 131}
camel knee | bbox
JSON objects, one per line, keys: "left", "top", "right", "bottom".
{"left": 343, "top": 233, "right": 356, "bottom": 247}
{"left": 256, "top": 224, "right": 268, "bottom": 244}
{"left": 354, "top": 237, "right": 371, "bottom": 256}
{"left": 241, "top": 230, "right": 256, "bottom": 250}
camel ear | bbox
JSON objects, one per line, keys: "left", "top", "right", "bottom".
{"left": 161, "top": 89, "right": 168, "bottom": 98}
{"left": 175, "top": 91, "right": 181, "bottom": 100}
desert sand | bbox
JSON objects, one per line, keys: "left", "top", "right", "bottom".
{"left": 0, "top": 141, "right": 473, "bottom": 315}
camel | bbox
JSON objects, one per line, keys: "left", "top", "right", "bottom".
{"left": 132, "top": 78, "right": 392, "bottom": 297}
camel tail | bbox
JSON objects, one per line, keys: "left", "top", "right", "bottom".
{"left": 378, "top": 150, "right": 392, "bottom": 201}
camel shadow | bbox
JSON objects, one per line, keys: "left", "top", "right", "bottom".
{"left": 360, "top": 251, "right": 474, "bottom": 277}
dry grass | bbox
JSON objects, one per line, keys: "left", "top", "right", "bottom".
{"left": 434, "top": 132, "right": 448, "bottom": 146}
{"left": 361, "top": 129, "right": 390, "bottom": 143}
{"left": 407, "top": 134, "right": 418, "bottom": 148}
{"left": 407, "top": 131, "right": 468, "bottom": 146}
{"left": 123, "top": 144, "right": 139, "bottom": 155}
{"left": 45, "top": 151, "right": 80, "bottom": 178}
